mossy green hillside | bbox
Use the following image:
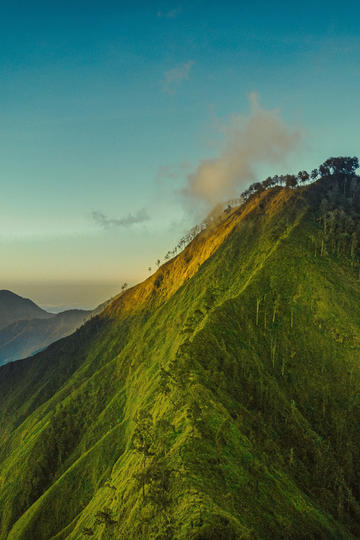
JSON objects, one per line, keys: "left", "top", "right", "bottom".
{"left": 1, "top": 179, "right": 360, "bottom": 538}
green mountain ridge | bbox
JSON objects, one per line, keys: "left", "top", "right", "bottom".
{"left": 1, "top": 174, "right": 360, "bottom": 538}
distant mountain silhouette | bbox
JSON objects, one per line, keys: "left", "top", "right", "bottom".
{"left": 0, "top": 290, "right": 53, "bottom": 330}
{"left": 0, "top": 308, "right": 92, "bottom": 365}
{"left": 0, "top": 290, "right": 109, "bottom": 365}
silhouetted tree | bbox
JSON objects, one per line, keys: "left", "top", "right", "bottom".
{"left": 298, "top": 170, "right": 309, "bottom": 183}
{"left": 262, "top": 176, "right": 273, "bottom": 189}
{"left": 272, "top": 174, "right": 280, "bottom": 186}
{"left": 285, "top": 174, "right": 298, "bottom": 188}
{"left": 322, "top": 157, "right": 359, "bottom": 177}
{"left": 248, "top": 182, "right": 262, "bottom": 195}
{"left": 253, "top": 181, "right": 263, "bottom": 192}
{"left": 319, "top": 163, "right": 331, "bottom": 177}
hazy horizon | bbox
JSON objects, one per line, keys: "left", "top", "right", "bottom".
{"left": 1, "top": 280, "right": 128, "bottom": 312}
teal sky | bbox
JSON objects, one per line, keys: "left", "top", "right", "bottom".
{"left": 1, "top": 1, "right": 360, "bottom": 308}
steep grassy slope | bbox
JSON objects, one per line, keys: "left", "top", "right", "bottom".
{"left": 0, "top": 309, "right": 92, "bottom": 366}
{"left": 0, "top": 290, "right": 53, "bottom": 330}
{"left": 1, "top": 179, "right": 360, "bottom": 539}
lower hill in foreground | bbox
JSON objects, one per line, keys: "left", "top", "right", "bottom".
{"left": 1, "top": 174, "right": 360, "bottom": 539}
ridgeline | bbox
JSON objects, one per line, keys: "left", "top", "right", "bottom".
{"left": 1, "top": 157, "right": 360, "bottom": 539}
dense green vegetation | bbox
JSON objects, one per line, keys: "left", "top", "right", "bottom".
{"left": 1, "top": 160, "right": 360, "bottom": 539}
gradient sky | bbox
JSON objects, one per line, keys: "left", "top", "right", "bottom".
{"left": 1, "top": 0, "right": 360, "bottom": 309}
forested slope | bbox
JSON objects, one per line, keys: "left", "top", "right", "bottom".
{"left": 1, "top": 173, "right": 360, "bottom": 539}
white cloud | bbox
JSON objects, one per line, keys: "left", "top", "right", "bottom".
{"left": 182, "top": 93, "right": 302, "bottom": 208}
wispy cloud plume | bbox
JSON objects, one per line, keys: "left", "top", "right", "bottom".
{"left": 157, "top": 6, "right": 182, "bottom": 18}
{"left": 182, "top": 93, "right": 301, "bottom": 207}
{"left": 163, "top": 60, "right": 194, "bottom": 94}
{"left": 92, "top": 209, "right": 150, "bottom": 229}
